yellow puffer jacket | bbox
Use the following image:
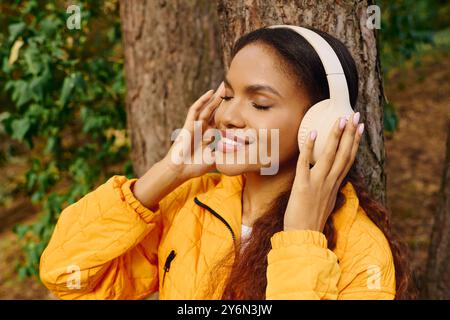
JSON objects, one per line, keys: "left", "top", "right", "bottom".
{"left": 39, "top": 173, "right": 396, "bottom": 299}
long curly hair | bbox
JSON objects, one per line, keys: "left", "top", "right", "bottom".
{"left": 206, "top": 26, "right": 415, "bottom": 300}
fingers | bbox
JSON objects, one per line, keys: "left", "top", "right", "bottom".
{"left": 328, "top": 112, "right": 362, "bottom": 182}
{"left": 338, "top": 122, "right": 364, "bottom": 182}
{"left": 184, "top": 82, "right": 225, "bottom": 132}
{"left": 314, "top": 117, "right": 347, "bottom": 175}
{"left": 201, "top": 127, "right": 217, "bottom": 147}
{"left": 297, "top": 130, "right": 317, "bottom": 179}
{"left": 198, "top": 82, "right": 225, "bottom": 123}
{"left": 184, "top": 89, "right": 215, "bottom": 126}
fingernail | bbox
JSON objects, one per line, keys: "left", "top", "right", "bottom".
{"left": 358, "top": 123, "right": 364, "bottom": 135}
{"left": 353, "top": 112, "right": 360, "bottom": 126}
{"left": 310, "top": 130, "right": 317, "bottom": 141}
{"left": 339, "top": 117, "right": 347, "bottom": 129}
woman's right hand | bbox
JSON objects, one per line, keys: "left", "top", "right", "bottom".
{"left": 161, "top": 82, "right": 225, "bottom": 181}
{"left": 132, "top": 83, "right": 224, "bottom": 209}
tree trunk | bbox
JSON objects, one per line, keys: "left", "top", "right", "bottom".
{"left": 120, "top": 0, "right": 386, "bottom": 203}
{"left": 216, "top": 0, "right": 386, "bottom": 203}
{"left": 119, "top": 0, "right": 223, "bottom": 176}
{"left": 424, "top": 121, "right": 450, "bottom": 299}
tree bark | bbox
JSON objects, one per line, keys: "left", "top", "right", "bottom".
{"left": 424, "top": 121, "right": 450, "bottom": 299}
{"left": 120, "top": 0, "right": 223, "bottom": 176}
{"left": 216, "top": 0, "right": 386, "bottom": 202}
{"left": 120, "top": 0, "right": 386, "bottom": 203}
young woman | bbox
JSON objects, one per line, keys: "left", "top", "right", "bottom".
{"left": 40, "top": 26, "right": 411, "bottom": 300}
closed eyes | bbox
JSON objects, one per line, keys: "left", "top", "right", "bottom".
{"left": 220, "top": 95, "right": 272, "bottom": 111}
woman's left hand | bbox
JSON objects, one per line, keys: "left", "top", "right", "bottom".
{"left": 283, "top": 112, "right": 364, "bottom": 233}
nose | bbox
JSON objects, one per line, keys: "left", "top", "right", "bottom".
{"left": 216, "top": 98, "right": 246, "bottom": 130}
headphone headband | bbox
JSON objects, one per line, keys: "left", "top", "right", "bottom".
{"left": 268, "top": 25, "right": 351, "bottom": 106}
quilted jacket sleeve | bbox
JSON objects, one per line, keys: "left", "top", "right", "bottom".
{"left": 336, "top": 208, "right": 397, "bottom": 300}
{"left": 39, "top": 175, "right": 181, "bottom": 300}
{"left": 266, "top": 228, "right": 396, "bottom": 300}
{"left": 266, "top": 230, "right": 341, "bottom": 299}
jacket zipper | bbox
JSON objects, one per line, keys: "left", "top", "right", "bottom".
{"left": 194, "top": 197, "right": 236, "bottom": 247}
{"left": 162, "top": 249, "right": 176, "bottom": 286}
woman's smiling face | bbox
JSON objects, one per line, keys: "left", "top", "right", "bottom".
{"left": 214, "top": 43, "right": 311, "bottom": 175}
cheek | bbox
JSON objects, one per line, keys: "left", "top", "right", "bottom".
{"left": 268, "top": 116, "right": 301, "bottom": 161}
{"left": 213, "top": 102, "right": 229, "bottom": 127}
{"left": 279, "top": 129, "right": 299, "bottom": 161}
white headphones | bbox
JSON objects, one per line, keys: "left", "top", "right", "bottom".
{"left": 268, "top": 25, "right": 355, "bottom": 164}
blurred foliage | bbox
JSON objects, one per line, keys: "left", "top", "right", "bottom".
{"left": 377, "top": 0, "right": 450, "bottom": 133}
{"left": 0, "top": 0, "right": 133, "bottom": 278}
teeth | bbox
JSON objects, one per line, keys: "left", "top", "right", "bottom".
{"left": 222, "top": 137, "right": 242, "bottom": 146}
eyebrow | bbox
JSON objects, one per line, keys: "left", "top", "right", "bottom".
{"left": 224, "top": 76, "right": 282, "bottom": 98}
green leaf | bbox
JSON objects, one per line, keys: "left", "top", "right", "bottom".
{"left": 13, "top": 224, "right": 29, "bottom": 239}
{"left": 0, "top": 112, "right": 12, "bottom": 131}
{"left": 44, "top": 135, "right": 59, "bottom": 154}
{"left": 384, "top": 102, "right": 399, "bottom": 134}
{"left": 22, "top": 0, "right": 38, "bottom": 14}
{"left": 59, "top": 74, "right": 76, "bottom": 106}
{"left": 8, "top": 22, "right": 26, "bottom": 42}
{"left": 11, "top": 117, "right": 30, "bottom": 141}
{"left": 39, "top": 16, "right": 61, "bottom": 37}
{"left": 7, "top": 80, "right": 32, "bottom": 107}
{"left": 24, "top": 46, "right": 42, "bottom": 75}
{"left": 32, "top": 222, "right": 44, "bottom": 237}
{"left": 26, "top": 170, "right": 37, "bottom": 191}
{"left": 124, "top": 160, "right": 134, "bottom": 179}
{"left": 17, "top": 266, "right": 28, "bottom": 280}
{"left": 31, "top": 190, "right": 43, "bottom": 204}
{"left": 2, "top": 56, "right": 12, "bottom": 74}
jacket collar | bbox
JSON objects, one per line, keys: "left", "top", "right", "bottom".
{"left": 195, "top": 173, "right": 360, "bottom": 251}
{"left": 195, "top": 174, "right": 244, "bottom": 240}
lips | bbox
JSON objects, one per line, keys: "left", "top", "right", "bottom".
{"left": 220, "top": 136, "right": 245, "bottom": 146}
{"left": 220, "top": 129, "right": 252, "bottom": 144}
{"left": 217, "top": 129, "right": 253, "bottom": 153}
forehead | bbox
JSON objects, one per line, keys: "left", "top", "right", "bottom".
{"left": 228, "top": 44, "right": 292, "bottom": 92}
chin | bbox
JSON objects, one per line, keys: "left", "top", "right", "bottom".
{"left": 214, "top": 162, "right": 261, "bottom": 176}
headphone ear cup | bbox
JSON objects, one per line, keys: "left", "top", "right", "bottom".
{"left": 298, "top": 99, "right": 333, "bottom": 164}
